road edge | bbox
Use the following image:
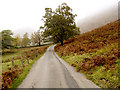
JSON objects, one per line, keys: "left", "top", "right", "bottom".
{"left": 53, "top": 45, "right": 101, "bottom": 88}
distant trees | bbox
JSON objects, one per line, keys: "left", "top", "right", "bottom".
{"left": 1, "top": 29, "right": 44, "bottom": 49}
{"left": 42, "top": 3, "right": 80, "bottom": 46}
{"left": 1, "top": 30, "right": 14, "bottom": 49}
{"left": 31, "top": 33, "right": 36, "bottom": 45}
{"left": 31, "top": 29, "right": 43, "bottom": 46}
{"left": 21, "top": 33, "right": 30, "bottom": 47}
{"left": 13, "top": 34, "right": 21, "bottom": 47}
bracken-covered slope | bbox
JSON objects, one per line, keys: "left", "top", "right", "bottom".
{"left": 55, "top": 20, "right": 118, "bottom": 56}
{"left": 55, "top": 20, "right": 119, "bottom": 88}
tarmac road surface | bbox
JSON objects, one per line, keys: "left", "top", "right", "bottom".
{"left": 18, "top": 45, "right": 100, "bottom": 88}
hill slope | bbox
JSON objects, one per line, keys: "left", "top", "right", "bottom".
{"left": 55, "top": 20, "right": 119, "bottom": 88}
{"left": 77, "top": 4, "right": 118, "bottom": 33}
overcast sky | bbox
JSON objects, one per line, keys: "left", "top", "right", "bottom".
{"left": 0, "top": 0, "right": 119, "bottom": 36}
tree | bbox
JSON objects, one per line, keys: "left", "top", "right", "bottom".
{"left": 21, "top": 33, "right": 30, "bottom": 47}
{"left": 1, "top": 30, "right": 14, "bottom": 49}
{"left": 13, "top": 34, "right": 21, "bottom": 47}
{"left": 31, "top": 27, "right": 43, "bottom": 46}
{"left": 31, "top": 33, "right": 36, "bottom": 46}
{"left": 43, "top": 3, "right": 80, "bottom": 46}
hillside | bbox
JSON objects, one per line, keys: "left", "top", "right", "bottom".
{"left": 55, "top": 20, "right": 119, "bottom": 88}
{"left": 77, "top": 4, "right": 118, "bottom": 33}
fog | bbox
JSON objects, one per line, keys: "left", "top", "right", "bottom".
{"left": 0, "top": 0, "right": 118, "bottom": 36}
{"left": 77, "top": 4, "right": 118, "bottom": 33}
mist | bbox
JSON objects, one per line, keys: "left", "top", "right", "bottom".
{"left": 77, "top": 4, "right": 118, "bottom": 33}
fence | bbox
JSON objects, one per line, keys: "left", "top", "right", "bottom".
{"left": 10, "top": 48, "right": 39, "bottom": 69}
{"left": 1, "top": 46, "right": 49, "bottom": 89}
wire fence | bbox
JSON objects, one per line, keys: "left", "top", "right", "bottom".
{"left": 10, "top": 48, "right": 39, "bottom": 69}
{"left": 1, "top": 46, "right": 49, "bottom": 89}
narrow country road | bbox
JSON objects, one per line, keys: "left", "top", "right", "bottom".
{"left": 18, "top": 45, "right": 100, "bottom": 88}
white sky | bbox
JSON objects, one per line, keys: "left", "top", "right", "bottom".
{"left": 0, "top": 0, "right": 119, "bottom": 36}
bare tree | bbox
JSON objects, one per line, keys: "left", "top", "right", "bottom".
{"left": 31, "top": 28, "right": 43, "bottom": 46}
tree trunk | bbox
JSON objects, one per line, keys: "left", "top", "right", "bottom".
{"left": 38, "top": 42, "right": 40, "bottom": 46}
{"left": 61, "top": 41, "right": 63, "bottom": 46}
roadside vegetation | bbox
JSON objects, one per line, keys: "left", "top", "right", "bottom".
{"left": 1, "top": 28, "right": 50, "bottom": 89}
{"left": 2, "top": 47, "right": 37, "bottom": 63}
{"left": 2, "top": 46, "right": 48, "bottom": 71}
{"left": 2, "top": 45, "right": 49, "bottom": 89}
{"left": 55, "top": 20, "right": 120, "bottom": 88}
{"left": 0, "top": 27, "right": 51, "bottom": 89}
{"left": 11, "top": 50, "right": 47, "bottom": 88}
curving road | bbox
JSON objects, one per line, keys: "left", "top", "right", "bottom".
{"left": 18, "top": 45, "right": 100, "bottom": 88}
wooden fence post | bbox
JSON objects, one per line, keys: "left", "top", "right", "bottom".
{"left": 32, "top": 51, "right": 34, "bottom": 60}
{"left": 36, "top": 49, "right": 38, "bottom": 57}
{"left": 26, "top": 52, "right": 29, "bottom": 64}
{"left": 31, "top": 50, "right": 33, "bottom": 60}
{"left": 21, "top": 56, "right": 24, "bottom": 67}
{"left": 33, "top": 49, "right": 35, "bottom": 59}
{"left": 35, "top": 49, "right": 37, "bottom": 57}
{"left": 11, "top": 58, "right": 15, "bottom": 67}
{"left": 33, "top": 49, "right": 35, "bottom": 58}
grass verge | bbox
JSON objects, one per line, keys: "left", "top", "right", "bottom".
{"left": 11, "top": 50, "right": 46, "bottom": 88}
{"left": 55, "top": 44, "right": 120, "bottom": 88}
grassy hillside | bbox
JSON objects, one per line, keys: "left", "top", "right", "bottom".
{"left": 55, "top": 20, "right": 119, "bottom": 88}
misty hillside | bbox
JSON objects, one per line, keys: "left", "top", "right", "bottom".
{"left": 77, "top": 5, "right": 118, "bottom": 33}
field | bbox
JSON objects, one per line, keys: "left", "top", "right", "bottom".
{"left": 55, "top": 20, "right": 120, "bottom": 88}
{"left": 1, "top": 45, "right": 49, "bottom": 89}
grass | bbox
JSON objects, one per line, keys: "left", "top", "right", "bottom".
{"left": 2, "top": 46, "right": 47, "bottom": 71}
{"left": 55, "top": 20, "right": 119, "bottom": 88}
{"left": 2, "top": 59, "right": 33, "bottom": 72}
{"left": 85, "top": 65, "right": 119, "bottom": 88}
{"left": 0, "top": 55, "right": 1, "bottom": 74}
{"left": 2, "top": 47, "right": 39, "bottom": 63}
{"left": 2, "top": 45, "right": 49, "bottom": 89}
{"left": 11, "top": 49, "right": 46, "bottom": 88}
{"left": 56, "top": 43, "right": 119, "bottom": 88}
